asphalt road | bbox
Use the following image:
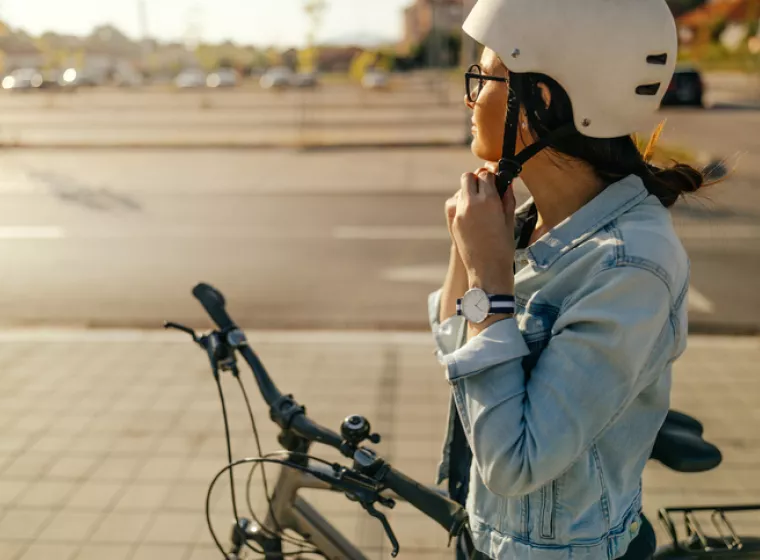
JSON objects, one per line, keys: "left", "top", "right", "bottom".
{"left": 0, "top": 143, "right": 756, "bottom": 332}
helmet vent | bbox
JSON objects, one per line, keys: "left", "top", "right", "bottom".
{"left": 646, "top": 53, "right": 668, "bottom": 65}
{"left": 635, "top": 83, "right": 661, "bottom": 96}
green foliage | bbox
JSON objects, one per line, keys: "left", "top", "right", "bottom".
{"left": 710, "top": 17, "right": 728, "bottom": 42}
{"left": 665, "top": 0, "right": 705, "bottom": 17}
{"left": 748, "top": 19, "right": 759, "bottom": 38}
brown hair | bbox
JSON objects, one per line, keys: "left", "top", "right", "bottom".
{"left": 518, "top": 73, "right": 706, "bottom": 208}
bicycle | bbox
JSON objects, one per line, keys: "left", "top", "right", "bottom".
{"left": 166, "top": 282, "right": 760, "bottom": 559}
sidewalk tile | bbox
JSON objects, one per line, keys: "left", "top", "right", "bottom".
{"left": 143, "top": 512, "right": 204, "bottom": 545}
{"left": 66, "top": 481, "right": 125, "bottom": 511}
{"left": 0, "top": 509, "right": 54, "bottom": 540}
{"left": 135, "top": 458, "right": 187, "bottom": 482}
{"left": 73, "top": 544, "right": 131, "bottom": 560}
{"left": 90, "top": 511, "right": 151, "bottom": 544}
{"left": 162, "top": 484, "right": 210, "bottom": 512}
{"left": 47, "top": 457, "right": 99, "bottom": 481}
{"left": 89, "top": 457, "right": 143, "bottom": 482}
{"left": 1, "top": 452, "right": 56, "bottom": 480}
{"left": 132, "top": 543, "right": 191, "bottom": 560}
{"left": 112, "top": 484, "right": 169, "bottom": 512}
{"left": 0, "top": 541, "right": 26, "bottom": 560}
{"left": 15, "top": 481, "right": 77, "bottom": 508}
{"left": 18, "top": 543, "right": 77, "bottom": 560}
{"left": 37, "top": 510, "right": 100, "bottom": 543}
{"left": 0, "top": 481, "right": 29, "bottom": 507}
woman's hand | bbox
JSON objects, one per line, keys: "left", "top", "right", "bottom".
{"left": 452, "top": 171, "right": 516, "bottom": 295}
{"left": 445, "top": 166, "right": 498, "bottom": 243}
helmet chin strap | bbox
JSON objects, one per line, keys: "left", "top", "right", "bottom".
{"left": 495, "top": 71, "right": 578, "bottom": 198}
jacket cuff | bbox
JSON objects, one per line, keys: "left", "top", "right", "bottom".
{"left": 429, "top": 289, "right": 467, "bottom": 364}
{"left": 445, "top": 318, "right": 529, "bottom": 382}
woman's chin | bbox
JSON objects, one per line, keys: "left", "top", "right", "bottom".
{"left": 470, "top": 137, "right": 500, "bottom": 163}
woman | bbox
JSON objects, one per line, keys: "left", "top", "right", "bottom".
{"left": 428, "top": 0, "right": 706, "bottom": 558}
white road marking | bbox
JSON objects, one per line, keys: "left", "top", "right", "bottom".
{"left": 0, "top": 226, "right": 65, "bottom": 239}
{"left": 677, "top": 225, "right": 760, "bottom": 241}
{"left": 688, "top": 286, "right": 715, "bottom": 314}
{"left": 382, "top": 265, "right": 448, "bottom": 283}
{"left": 333, "top": 226, "right": 449, "bottom": 241}
{"left": 334, "top": 224, "right": 760, "bottom": 242}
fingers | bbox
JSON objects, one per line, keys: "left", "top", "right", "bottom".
{"left": 502, "top": 184, "right": 517, "bottom": 220}
{"left": 476, "top": 171, "right": 498, "bottom": 199}
{"left": 460, "top": 173, "right": 479, "bottom": 198}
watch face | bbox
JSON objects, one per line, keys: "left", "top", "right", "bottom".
{"left": 462, "top": 288, "right": 489, "bottom": 323}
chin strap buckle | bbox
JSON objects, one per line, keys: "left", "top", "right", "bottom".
{"left": 496, "top": 158, "right": 523, "bottom": 197}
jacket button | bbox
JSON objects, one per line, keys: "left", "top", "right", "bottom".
{"left": 630, "top": 521, "right": 640, "bottom": 533}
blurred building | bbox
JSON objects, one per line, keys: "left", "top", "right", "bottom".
{"left": 401, "top": 0, "right": 464, "bottom": 54}
{"left": 80, "top": 25, "right": 142, "bottom": 81}
{"left": 0, "top": 31, "right": 43, "bottom": 73}
{"left": 318, "top": 46, "right": 364, "bottom": 72}
{"left": 677, "top": 0, "right": 760, "bottom": 44}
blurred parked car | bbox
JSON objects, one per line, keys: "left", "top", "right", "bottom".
{"left": 175, "top": 69, "right": 207, "bottom": 89}
{"left": 661, "top": 67, "right": 704, "bottom": 107}
{"left": 260, "top": 67, "right": 294, "bottom": 89}
{"left": 114, "top": 68, "right": 144, "bottom": 88}
{"left": 291, "top": 72, "right": 319, "bottom": 88}
{"left": 362, "top": 70, "right": 390, "bottom": 90}
{"left": 58, "top": 68, "right": 101, "bottom": 88}
{"left": 206, "top": 68, "right": 238, "bottom": 88}
{"left": 2, "top": 68, "right": 44, "bottom": 90}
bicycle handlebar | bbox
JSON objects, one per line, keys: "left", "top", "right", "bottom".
{"left": 194, "top": 283, "right": 343, "bottom": 447}
{"left": 193, "top": 283, "right": 235, "bottom": 331}
{"left": 381, "top": 464, "right": 468, "bottom": 536}
{"left": 191, "top": 282, "right": 467, "bottom": 539}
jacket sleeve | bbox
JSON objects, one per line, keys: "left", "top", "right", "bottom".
{"left": 446, "top": 266, "right": 673, "bottom": 497}
{"left": 428, "top": 288, "right": 469, "bottom": 364}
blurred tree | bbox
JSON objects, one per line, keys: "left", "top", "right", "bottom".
{"left": 710, "top": 17, "right": 729, "bottom": 42}
{"left": 665, "top": 0, "right": 705, "bottom": 17}
{"left": 302, "top": 0, "right": 327, "bottom": 72}
{"left": 375, "top": 49, "right": 396, "bottom": 72}
{"left": 748, "top": 19, "right": 759, "bottom": 38}
{"left": 349, "top": 50, "right": 377, "bottom": 81}
{"left": 298, "top": 46, "right": 318, "bottom": 74}
{"left": 195, "top": 43, "right": 217, "bottom": 70}
{"left": 412, "top": 31, "right": 462, "bottom": 68}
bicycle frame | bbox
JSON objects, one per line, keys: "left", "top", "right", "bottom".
{"left": 243, "top": 459, "right": 370, "bottom": 560}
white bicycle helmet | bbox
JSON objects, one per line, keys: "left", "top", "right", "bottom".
{"left": 462, "top": 0, "right": 678, "bottom": 193}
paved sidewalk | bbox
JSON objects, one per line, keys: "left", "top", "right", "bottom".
{"left": 0, "top": 330, "right": 758, "bottom": 559}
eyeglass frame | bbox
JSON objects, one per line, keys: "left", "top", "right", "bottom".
{"left": 464, "top": 63, "right": 509, "bottom": 104}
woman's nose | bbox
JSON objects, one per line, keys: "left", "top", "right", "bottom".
{"left": 464, "top": 94, "right": 475, "bottom": 110}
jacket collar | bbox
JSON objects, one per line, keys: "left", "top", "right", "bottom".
{"left": 517, "top": 175, "right": 649, "bottom": 270}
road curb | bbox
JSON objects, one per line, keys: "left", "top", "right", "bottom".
{"left": 0, "top": 139, "right": 469, "bottom": 151}
{"left": 0, "top": 321, "right": 754, "bottom": 337}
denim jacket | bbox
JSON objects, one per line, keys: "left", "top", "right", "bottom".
{"left": 428, "top": 175, "right": 689, "bottom": 560}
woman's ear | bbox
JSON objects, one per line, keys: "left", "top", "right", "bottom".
{"left": 538, "top": 82, "right": 551, "bottom": 110}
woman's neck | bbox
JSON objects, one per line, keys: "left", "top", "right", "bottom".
{"left": 521, "top": 152, "right": 606, "bottom": 241}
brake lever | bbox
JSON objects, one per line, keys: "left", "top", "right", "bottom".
{"left": 361, "top": 501, "right": 400, "bottom": 557}
{"left": 164, "top": 321, "right": 201, "bottom": 345}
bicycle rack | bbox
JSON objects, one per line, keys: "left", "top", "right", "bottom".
{"left": 658, "top": 505, "right": 760, "bottom": 555}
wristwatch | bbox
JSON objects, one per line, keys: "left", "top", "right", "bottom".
{"left": 456, "top": 288, "right": 516, "bottom": 324}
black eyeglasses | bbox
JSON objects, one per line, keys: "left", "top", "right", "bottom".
{"left": 465, "top": 63, "right": 509, "bottom": 103}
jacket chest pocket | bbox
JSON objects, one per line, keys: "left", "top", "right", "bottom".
{"left": 515, "top": 301, "right": 559, "bottom": 376}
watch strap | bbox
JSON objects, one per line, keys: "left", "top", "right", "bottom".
{"left": 456, "top": 294, "right": 516, "bottom": 316}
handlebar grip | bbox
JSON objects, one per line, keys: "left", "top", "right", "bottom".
{"left": 192, "top": 283, "right": 235, "bottom": 330}
{"left": 381, "top": 465, "right": 468, "bottom": 537}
